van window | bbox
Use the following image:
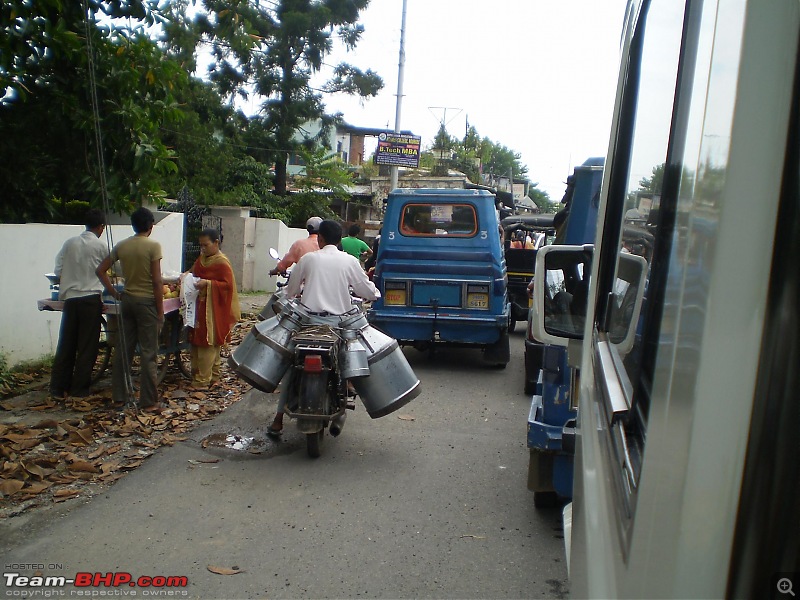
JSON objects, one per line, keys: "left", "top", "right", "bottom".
{"left": 592, "top": 0, "right": 688, "bottom": 533}
{"left": 400, "top": 203, "right": 477, "bottom": 237}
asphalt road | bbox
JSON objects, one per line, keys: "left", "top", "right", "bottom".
{"left": 0, "top": 330, "right": 569, "bottom": 599}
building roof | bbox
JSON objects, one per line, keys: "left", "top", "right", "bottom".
{"left": 337, "top": 122, "right": 415, "bottom": 137}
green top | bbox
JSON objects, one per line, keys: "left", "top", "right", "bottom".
{"left": 341, "top": 236, "right": 370, "bottom": 259}
{"left": 111, "top": 235, "right": 162, "bottom": 298}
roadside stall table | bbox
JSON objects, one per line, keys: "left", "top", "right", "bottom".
{"left": 37, "top": 296, "right": 190, "bottom": 385}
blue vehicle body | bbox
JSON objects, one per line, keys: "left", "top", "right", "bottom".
{"left": 526, "top": 158, "right": 603, "bottom": 504}
{"left": 368, "top": 188, "right": 510, "bottom": 365}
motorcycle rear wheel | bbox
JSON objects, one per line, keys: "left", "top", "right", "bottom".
{"left": 306, "top": 429, "right": 324, "bottom": 458}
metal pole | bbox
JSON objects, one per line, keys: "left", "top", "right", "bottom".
{"left": 389, "top": 0, "right": 408, "bottom": 192}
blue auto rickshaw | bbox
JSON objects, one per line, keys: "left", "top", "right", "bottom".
{"left": 526, "top": 158, "right": 603, "bottom": 507}
{"left": 368, "top": 188, "right": 510, "bottom": 366}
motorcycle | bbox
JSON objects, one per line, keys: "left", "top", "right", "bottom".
{"left": 259, "top": 248, "right": 289, "bottom": 321}
{"left": 280, "top": 318, "right": 354, "bottom": 457}
{"left": 230, "top": 298, "right": 422, "bottom": 459}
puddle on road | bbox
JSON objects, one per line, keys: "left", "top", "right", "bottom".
{"left": 201, "top": 431, "right": 301, "bottom": 458}
{"left": 203, "top": 433, "right": 266, "bottom": 452}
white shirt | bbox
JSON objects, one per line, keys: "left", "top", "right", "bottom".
{"left": 286, "top": 244, "right": 380, "bottom": 314}
{"left": 54, "top": 230, "right": 109, "bottom": 300}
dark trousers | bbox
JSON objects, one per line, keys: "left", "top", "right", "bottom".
{"left": 50, "top": 294, "right": 102, "bottom": 396}
{"left": 112, "top": 295, "right": 160, "bottom": 407}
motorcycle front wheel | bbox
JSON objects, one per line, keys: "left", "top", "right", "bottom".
{"left": 306, "top": 429, "right": 324, "bottom": 458}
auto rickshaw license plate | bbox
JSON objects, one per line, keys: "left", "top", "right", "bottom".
{"left": 466, "top": 293, "right": 489, "bottom": 309}
{"left": 385, "top": 289, "right": 407, "bottom": 306}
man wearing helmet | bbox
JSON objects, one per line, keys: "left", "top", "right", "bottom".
{"left": 268, "top": 216, "right": 322, "bottom": 276}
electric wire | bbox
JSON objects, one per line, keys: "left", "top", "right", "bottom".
{"left": 81, "top": 0, "right": 137, "bottom": 407}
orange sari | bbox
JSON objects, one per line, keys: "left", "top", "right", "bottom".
{"left": 190, "top": 252, "right": 240, "bottom": 347}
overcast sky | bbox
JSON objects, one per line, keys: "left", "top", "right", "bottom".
{"left": 313, "top": 0, "right": 629, "bottom": 200}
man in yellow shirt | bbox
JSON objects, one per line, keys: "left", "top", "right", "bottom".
{"left": 97, "top": 207, "right": 163, "bottom": 411}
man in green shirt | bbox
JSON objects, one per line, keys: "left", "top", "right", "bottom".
{"left": 340, "top": 224, "right": 373, "bottom": 264}
{"left": 97, "top": 207, "right": 163, "bottom": 411}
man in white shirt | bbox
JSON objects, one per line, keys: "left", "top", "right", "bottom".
{"left": 284, "top": 220, "right": 380, "bottom": 314}
{"left": 268, "top": 220, "right": 380, "bottom": 436}
{"left": 50, "top": 209, "right": 109, "bottom": 398}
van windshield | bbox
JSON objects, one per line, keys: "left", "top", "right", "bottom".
{"left": 399, "top": 203, "right": 478, "bottom": 237}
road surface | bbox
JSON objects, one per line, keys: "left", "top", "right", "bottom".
{"left": 1, "top": 330, "right": 568, "bottom": 599}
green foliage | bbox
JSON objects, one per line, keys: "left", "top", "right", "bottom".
{"left": 0, "top": 0, "right": 186, "bottom": 221}
{"left": 182, "top": 0, "right": 383, "bottom": 195}
{"left": 0, "top": 353, "right": 12, "bottom": 391}
{"left": 424, "top": 124, "right": 530, "bottom": 185}
{"left": 65, "top": 200, "right": 92, "bottom": 223}
{"left": 251, "top": 146, "right": 345, "bottom": 225}
{"left": 639, "top": 163, "right": 665, "bottom": 193}
{"left": 528, "top": 185, "right": 557, "bottom": 213}
{"left": 358, "top": 155, "right": 378, "bottom": 180}
{"left": 0, "top": 0, "right": 381, "bottom": 222}
{"left": 293, "top": 147, "right": 353, "bottom": 201}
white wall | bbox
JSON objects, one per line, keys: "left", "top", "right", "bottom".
{"left": 209, "top": 211, "right": 306, "bottom": 293}
{"left": 0, "top": 212, "right": 183, "bottom": 366}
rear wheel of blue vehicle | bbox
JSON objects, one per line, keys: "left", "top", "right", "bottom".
{"left": 533, "top": 491, "right": 558, "bottom": 508}
{"left": 524, "top": 378, "right": 536, "bottom": 395}
{"left": 508, "top": 317, "right": 517, "bottom": 333}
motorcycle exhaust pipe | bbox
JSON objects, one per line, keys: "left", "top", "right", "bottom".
{"left": 329, "top": 412, "right": 347, "bottom": 437}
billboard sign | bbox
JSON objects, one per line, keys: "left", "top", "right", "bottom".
{"left": 374, "top": 132, "right": 421, "bottom": 168}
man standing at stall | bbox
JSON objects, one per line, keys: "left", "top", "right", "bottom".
{"left": 50, "top": 209, "right": 109, "bottom": 399}
{"left": 96, "top": 207, "right": 164, "bottom": 411}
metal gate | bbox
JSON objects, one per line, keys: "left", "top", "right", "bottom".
{"left": 164, "top": 187, "right": 223, "bottom": 271}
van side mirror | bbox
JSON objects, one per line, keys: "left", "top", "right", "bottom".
{"left": 531, "top": 245, "right": 648, "bottom": 357}
{"left": 605, "top": 252, "right": 648, "bottom": 355}
{"left": 531, "top": 245, "right": 594, "bottom": 347}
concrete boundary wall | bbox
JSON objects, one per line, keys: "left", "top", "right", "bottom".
{"left": 0, "top": 212, "right": 183, "bottom": 366}
{"left": 209, "top": 208, "right": 306, "bottom": 293}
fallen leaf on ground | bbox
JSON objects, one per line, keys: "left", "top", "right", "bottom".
{"left": 68, "top": 427, "right": 94, "bottom": 445}
{"left": 53, "top": 489, "right": 80, "bottom": 501}
{"left": 21, "top": 462, "right": 52, "bottom": 479}
{"left": 21, "top": 482, "right": 52, "bottom": 495}
{"left": 88, "top": 445, "right": 108, "bottom": 460}
{"left": 397, "top": 415, "right": 416, "bottom": 421}
{"left": 68, "top": 460, "right": 99, "bottom": 473}
{"left": 0, "top": 479, "right": 25, "bottom": 497}
{"left": 100, "top": 460, "right": 121, "bottom": 474}
{"left": 207, "top": 565, "right": 245, "bottom": 576}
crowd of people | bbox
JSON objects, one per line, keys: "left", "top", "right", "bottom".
{"left": 49, "top": 209, "right": 379, "bottom": 413}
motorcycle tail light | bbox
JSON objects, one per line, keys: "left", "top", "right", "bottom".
{"left": 303, "top": 354, "right": 323, "bottom": 373}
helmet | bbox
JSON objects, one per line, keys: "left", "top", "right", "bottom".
{"left": 306, "top": 216, "right": 323, "bottom": 233}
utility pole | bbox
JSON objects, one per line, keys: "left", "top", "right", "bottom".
{"left": 389, "top": 0, "right": 408, "bottom": 193}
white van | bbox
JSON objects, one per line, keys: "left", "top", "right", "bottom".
{"left": 530, "top": 0, "right": 800, "bottom": 597}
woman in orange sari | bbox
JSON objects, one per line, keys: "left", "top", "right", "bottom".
{"left": 189, "top": 229, "right": 240, "bottom": 389}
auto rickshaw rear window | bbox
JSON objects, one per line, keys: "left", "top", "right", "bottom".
{"left": 400, "top": 203, "right": 477, "bottom": 237}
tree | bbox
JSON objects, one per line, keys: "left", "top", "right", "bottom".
{"left": 0, "top": 0, "right": 186, "bottom": 220}
{"left": 638, "top": 163, "right": 665, "bottom": 193}
{"left": 184, "top": 0, "right": 383, "bottom": 196}
{"left": 528, "top": 184, "right": 556, "bottom": 213}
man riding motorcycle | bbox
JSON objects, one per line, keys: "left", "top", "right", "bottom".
{"left": 268, "top": 216, "right": 322, "bottom": 276}
{"left": 267, "top": 220, "right": 380, "bottom": 437}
